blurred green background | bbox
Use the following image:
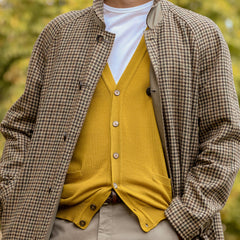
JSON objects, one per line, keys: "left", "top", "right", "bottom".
{"left": 0, "top": 0, "right": 239, "bottom": 239}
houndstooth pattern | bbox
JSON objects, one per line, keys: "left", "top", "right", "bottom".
{"left": 0, "top": 0, "right": 240, "bottom": 239}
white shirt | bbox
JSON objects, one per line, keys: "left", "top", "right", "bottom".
{"left": 104, "top": 1, "right": 153, "bottom": 84}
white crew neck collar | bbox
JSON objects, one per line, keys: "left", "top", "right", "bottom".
{"left": 104, "top": 1, "right": 153, "bottom": 13}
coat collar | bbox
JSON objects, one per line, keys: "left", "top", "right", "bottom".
{"left": 92, "top": 0, "right": 164, "bottom": 30}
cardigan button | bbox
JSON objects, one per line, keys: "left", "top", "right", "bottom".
{"left": 114, "top": 90, "right": 120, "bottom": 96}
{"left": 90, "top": 204, "right": 97, "bottom": 211}
{"left": 113, "top": 153, "right": 119, "bottom": 159}
{"left": 80, "top": 220, "right": 86, "bottom": 227}
{"left": 112, "top": 121, "right": 119, "bottom": 127}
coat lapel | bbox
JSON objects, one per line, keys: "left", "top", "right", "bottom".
{"left": 63, "top": 10, "right": 115, "bottom": 166}
{"left": 144, "top": 1, "right": 174, "bottom": 196}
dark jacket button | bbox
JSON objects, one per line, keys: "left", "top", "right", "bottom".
{"left": 63, "top": 133, "right": 67, "bottom": 141}
{"left": 80, "top": 220, "right": 86, "bottom": 227}
{"left": 96, "top": 35, "right": 104, "bottom": 43}
{"left": 146, "top": 87, "right": 151, "bottom": 96}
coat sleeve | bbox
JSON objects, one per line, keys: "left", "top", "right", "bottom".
{"left": 165, "top": 20, "right": 240, "bottom": 239}
{"left": 0, "top": 26, "right": 50, "bottom": 217}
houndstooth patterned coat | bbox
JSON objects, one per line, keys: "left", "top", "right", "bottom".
{"left": 0, "top": 0, "right": 240, "bottom": 239}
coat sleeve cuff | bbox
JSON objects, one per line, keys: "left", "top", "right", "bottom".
{"left": 165, "top": 197, "right": 212, "bottom": 239}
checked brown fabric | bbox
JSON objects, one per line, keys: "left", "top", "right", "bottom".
{"left": 0, "top": 0, "right": 240, "bottom": 239}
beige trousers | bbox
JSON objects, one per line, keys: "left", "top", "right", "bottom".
{"left": 50, "top": 203, "right": 179, "bottom": 240}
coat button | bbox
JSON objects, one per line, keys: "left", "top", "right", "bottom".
{"left": 96, "top": 35, "right": 104, "bottom": 43}
{"left": 146, "top": 87, "right": 151, "bottom": 96}
{"left": 90, "top": 204, "right": 97, "bottom": 211}
{"left": 79, "top": 81, "right": 83, "bottom": 90}
{"left": 63, "top": 133, "right": 67, "bottom": 141}
{"left": 5, "top": 180, "right": 10, "bottom": 185}
{"left": 80, "top": 220, "right": 86, "bottom": 227}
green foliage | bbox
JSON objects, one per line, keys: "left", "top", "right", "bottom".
{"left": 0, "top": 0, "right": 240, "bottom": 239}
{"left": 0, "top": 0, "right": 59, "bottom": 94}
